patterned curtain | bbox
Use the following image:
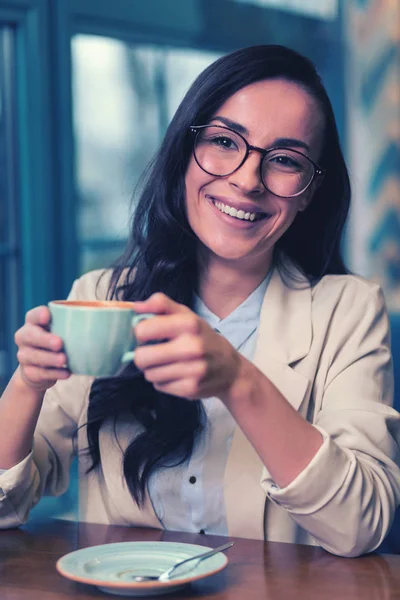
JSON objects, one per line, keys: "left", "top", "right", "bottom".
{"left": 345, "top": 0, "right": 400, "bottom": 312}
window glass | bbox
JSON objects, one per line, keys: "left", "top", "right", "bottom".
{"left": 71, "top": 35, "right": 220, "bottom": 274}
{"left": 0, "top": 27, "right": 19, "bottom": 393}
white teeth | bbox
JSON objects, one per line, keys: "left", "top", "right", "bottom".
{"left": 212, "top": 199, "right": 259, "bottom": 222}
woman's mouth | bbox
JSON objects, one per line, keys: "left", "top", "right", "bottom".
{"left": 206, "top": 195, "right": 270, "bottom": 222}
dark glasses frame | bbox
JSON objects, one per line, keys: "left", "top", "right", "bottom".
{"left": 190, "top": 124, "right": 326, "bottom": 198}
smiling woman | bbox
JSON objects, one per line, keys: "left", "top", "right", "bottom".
{"left": 185, "top": 78, "right": 324, "bottom": 277}
{"left": 0, "top": 45, "right": 399, "bottom": 559}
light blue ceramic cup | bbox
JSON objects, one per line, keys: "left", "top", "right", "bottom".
{"left": 48, "top": 300, "right": 154, "bottom": 377}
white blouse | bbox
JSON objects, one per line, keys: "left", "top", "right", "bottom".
{"left": 147, "top": 273, "right": 272, "bottom": 535}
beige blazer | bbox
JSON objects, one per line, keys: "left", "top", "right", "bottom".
{"left": 1, "top": 265, "right": 399, "bottom": 557}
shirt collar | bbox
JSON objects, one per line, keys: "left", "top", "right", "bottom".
{"left": 195, "top": 270, "right": 272, "bottom": 350}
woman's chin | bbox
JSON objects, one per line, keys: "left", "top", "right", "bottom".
{"left": 203, "top": 242, "right": 269, "bottom": 265}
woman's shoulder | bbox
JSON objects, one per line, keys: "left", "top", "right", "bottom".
{"left": 312, "top": 272, "right": 386, "bottom": 316}
{"left": 67, "top": 269, "right": 113, "bottom": 301}
{"left": 280, "top": 260, "right": 384, "bottom": 308}
{"left": 314, "top": 272, "right": 382, "bottom": 296}
{"left": 68, "top": 267, "right": 133, "bottom": 301}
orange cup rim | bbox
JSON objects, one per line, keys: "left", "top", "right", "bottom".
{"left": 49, "top": 300, "right": 136, "bottom": 310}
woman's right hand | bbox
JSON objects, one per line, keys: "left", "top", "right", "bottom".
{"left": 14, "top": 306, "right": 70, "bottom": 392}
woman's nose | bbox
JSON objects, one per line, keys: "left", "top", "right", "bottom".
{"left": 227, "top": 151, "right": 265, "bottom": 195}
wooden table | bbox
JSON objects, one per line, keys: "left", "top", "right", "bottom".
{"left": 1, "top": 519, "right": 399, "bottom": 599}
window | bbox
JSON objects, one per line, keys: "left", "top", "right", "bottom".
{"left": 72, "top": 35, "right": 220, "bottom": 274}
{"left": 0, "top": 26, "right": 19, "bottom": 392}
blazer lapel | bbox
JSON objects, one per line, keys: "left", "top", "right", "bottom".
{"left": 252, "top": 264, "right": 312, "bottom": 411}
{"left": 225, "top": 264, "right": 313, "bottom": 539}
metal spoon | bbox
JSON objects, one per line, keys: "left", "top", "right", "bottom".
{"left": 131, "top": 541, "right": 234, "bottom": 582}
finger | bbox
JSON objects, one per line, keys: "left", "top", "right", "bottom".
{"left": 17, "top": 347, "right": 68, "bottom": 369}
{"left": 25, "top": 306, "right": 52, "bottom": 327}
{"left": 21, "top": 365, "right": 70, "bottom": 385}
{"left": 134, "top": 335, "right": 204, "bottom": 370}
{"left": 15, "top": 323, "right": 64, "bottom": 352}
{"left": 153, "top": 378, "right": 200, "bottom": 399}
{"left": 143, "top": 360, "right": 206, "bottom": 384}
{"left": 132, "top": 293, "right": 189, "bottom": 316}
{"left": 135, "top": 313, "right": 202, "bottom": 343}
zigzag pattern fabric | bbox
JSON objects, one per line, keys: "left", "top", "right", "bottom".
{"left": 346, "top": 0, "right": 400, "bottom": 312}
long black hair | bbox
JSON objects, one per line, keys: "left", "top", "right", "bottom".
{"left": 85, "top": 45, "right": 351, "bottom": 505}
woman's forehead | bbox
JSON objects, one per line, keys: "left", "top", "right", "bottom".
{"left": 212, "top": 79, "right": 325, "bottom": 154}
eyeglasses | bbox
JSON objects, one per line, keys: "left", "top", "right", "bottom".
{"left": 190, "top": 125, "right": 325, "bottom": 198}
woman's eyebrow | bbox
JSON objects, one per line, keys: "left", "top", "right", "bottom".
{"left": 273, "top": 137, "right": 311, "bottom": 152}
{"left": 211, "top": 117, "right": 311, "bottom": 153}
{"left": 211, "top": 116, "right": 249, "bottom": 136}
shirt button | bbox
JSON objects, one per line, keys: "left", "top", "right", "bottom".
{"left": 189, "top": 476, "right": 197, "bottom": 484}
{"left": 199, "top": 529, "right": 205, "bottom": 534}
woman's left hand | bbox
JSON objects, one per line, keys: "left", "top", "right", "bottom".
{"left": 131, "top": 293, "right": 243, "bottom": 400}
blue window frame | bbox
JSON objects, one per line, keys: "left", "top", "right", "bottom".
{"left": 0, "top": 26, "right": 19, "bottom": 392}
{"left": 0, "top": 0, "right": 57, "bottom": 390}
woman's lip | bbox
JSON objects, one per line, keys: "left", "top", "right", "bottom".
{"left": 205, "top": 195, "right": 271, "bottom": 227}
{"left": 205, "top": 194, "right": 268, "bottom": 215}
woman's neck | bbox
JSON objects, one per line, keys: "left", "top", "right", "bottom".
{"left": 198, "top": 255, "right": 272, "bottom": 319}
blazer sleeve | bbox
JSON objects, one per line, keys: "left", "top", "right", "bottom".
{"left": 263, "top": 283, "right": 400, "bottom": 557}
{"left": 0, "top": 270, "right": 106, "bottom": 528}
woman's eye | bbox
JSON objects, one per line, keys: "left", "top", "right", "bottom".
{"left": 274, "top": 155, "right": 296, "bottom": 166}
{"left": 269, "top": 154, "right": 303, "bottom": 170}
{"left": 209, "top": 136, "right": 238, "bottom": 150}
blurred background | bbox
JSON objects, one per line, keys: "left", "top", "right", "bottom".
{"left": 0, "top": 0, "right": 399, "bottom": 545}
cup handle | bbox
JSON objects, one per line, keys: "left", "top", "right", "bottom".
{"left": 121, "top": 351, "right": 135, "bottom": 363}
{"left": 121, "top": 313, "right": 155, "bottom": 364}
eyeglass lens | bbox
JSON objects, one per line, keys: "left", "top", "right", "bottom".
{"left": 194, "top": 126, "right": 314, "bottom": 197}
